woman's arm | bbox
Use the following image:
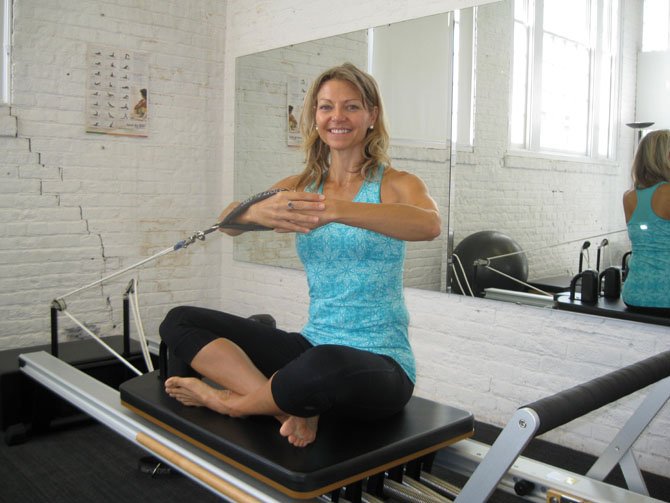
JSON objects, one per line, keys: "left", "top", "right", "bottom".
{"left": 623, "top": 189, "right": 637, "bottom": 223}
{"left": 312, "top": 168, "right": 441, "bottom": 242}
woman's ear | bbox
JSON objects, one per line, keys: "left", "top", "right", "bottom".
{"left": 370, "top": 106, "right": 379, "bottom": 127}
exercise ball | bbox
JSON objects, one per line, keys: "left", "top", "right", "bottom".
{"left": 450, "top": 230, "right": 528, "bottom": 296}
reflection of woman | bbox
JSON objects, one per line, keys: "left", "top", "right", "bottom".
{"left": 133, "top": 88, "right": 147, "bottom": 119}
{"left": 288, "top": 105, "right": 298, "bottom": 131}
{"left": 159, "top": 63, "right": 441, "bottom": 448}
{"left": 622, "top": 129, "right": 670, "bottom": 314}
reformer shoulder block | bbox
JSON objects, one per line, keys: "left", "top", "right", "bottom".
{"left": 119, "top": 371, "right": 473, "bottom": 499}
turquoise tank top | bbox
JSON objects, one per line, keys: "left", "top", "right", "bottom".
{"left": 622, "top": 182, "right": 670, "bottom": 308}
{"left": 295, "top": 167, "right": 416, "bottom": 382}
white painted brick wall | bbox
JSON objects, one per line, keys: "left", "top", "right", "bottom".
{"left": 0, "top": 106, "right": 17, "bottom": 136}
{"left": 1, "top": 0, "right": 226, "bottom": 349}
{"left": 223, "top": 0, "right": 669, "bottom": 478}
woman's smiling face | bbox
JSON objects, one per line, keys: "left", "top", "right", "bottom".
{"left": 314, "top": 79, "right": 377, "bottom": 154}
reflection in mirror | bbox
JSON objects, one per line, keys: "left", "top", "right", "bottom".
{"left": 234, "top": 0, "right": 657, "bottom": 300}
{"left": 233, "top": 14, "right": 455, "bottom": 291}
{"left": 447, "top": 0, "right": 643, "bottom": 299}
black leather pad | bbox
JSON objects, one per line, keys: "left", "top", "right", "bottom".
{"left": 120, "top": 371, "right": 473, "bottom": 498}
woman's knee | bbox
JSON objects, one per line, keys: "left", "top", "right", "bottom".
{"left": 271, "top": 345, "right": 409, "bottom": 418}
{"left": 159, "top": 305, "right": 195, "bottom": 346}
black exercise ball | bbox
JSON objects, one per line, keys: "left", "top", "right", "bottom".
{"left": 450, "top": 230, "right": 528, "bottom": 296}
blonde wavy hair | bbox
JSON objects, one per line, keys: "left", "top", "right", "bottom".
{"left": 631, "top": 129, "right": 670, "bottom": 188}
{"left": 295, "top": 63, "right": 390, "bottom": 190}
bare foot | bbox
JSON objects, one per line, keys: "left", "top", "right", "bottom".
{"left": 279, "top": 415, "right": 319, "bottom": 448}
{"left": 164, "top": 377, "right": 243, "bottom": 417}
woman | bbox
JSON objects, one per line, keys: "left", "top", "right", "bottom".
{"left": 160, "top": 63, "right": 441, "bottom": 448}
{"left": 621, "top": 129, "right": 670, "bottom": 314}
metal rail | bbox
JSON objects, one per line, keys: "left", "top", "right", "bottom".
{"left": 18, "top": 351, "right": 302, "bottom": 503}
{"left": 441, "top": 438, "right": 665, "bottom": 503}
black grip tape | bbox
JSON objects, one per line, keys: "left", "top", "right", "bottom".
{"left": 522, "top": 349, "right": 670, "bottom": 436}
{"left": 219, "top": 188, "right": 288, "bottom": 231}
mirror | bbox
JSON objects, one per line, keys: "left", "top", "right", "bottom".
{"left": 233, "top": 13, "right": 454, "bottom": 291}
{"left": 447, "top": 0, "right": 639, "bottom": 299}
{"left": 234, "top": 1, "right": 644, "bottom": 296}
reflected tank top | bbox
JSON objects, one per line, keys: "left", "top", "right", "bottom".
{"left": 622, "top": 182, "right": 670, "bottom": 308}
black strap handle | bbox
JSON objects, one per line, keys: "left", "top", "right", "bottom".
{"left": 218, "top": 188, "right": 288, "bottom": 231}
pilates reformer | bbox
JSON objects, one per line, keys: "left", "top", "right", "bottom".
{"left": 16, "top": 192, "right": 670, "bottom": 502}
{"left": 18, "top": 346, "right": 670, "bottom": 502}
{"left": 33, "top": 190, "right": 477, "bottom": 502}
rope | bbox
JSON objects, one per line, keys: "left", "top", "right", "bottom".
{"left": 450, "top": 253, "right": 475, "bottom": 297}
{"left": 483, "top": 265, "right": 553, "bottom": 297}
{"left": 484, "top": 229, "right": 627, "bottom": 262}
{"left": 51, "top": 190, "right": 290, "bottom": 380}
{"left": 60, "top": 309, "right": 143, "bottom": 376}
{"left": 58, "top": 246, "right": 176, "bottom": 301}
{"left": 128, "top": 277, "right": 154, "bottom": 372}
{"left": 53, "top": 223, "right": 218, "bottom": 376}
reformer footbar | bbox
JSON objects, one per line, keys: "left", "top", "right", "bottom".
{"left": 445, "top": 350, "right": 670, "bottom": 503}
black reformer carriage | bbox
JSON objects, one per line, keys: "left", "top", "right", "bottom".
{"left": 120, "top": 368, "right": 474, "bottom": 500}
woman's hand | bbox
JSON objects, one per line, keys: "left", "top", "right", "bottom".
{"left": 219, "top": 191, "right": 326, "bottom": 234}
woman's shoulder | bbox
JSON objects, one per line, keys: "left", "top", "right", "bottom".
{"left": 653, "top": 182, "right": 670, "bottom": 219}
{"left": 623, "top": 188, "right": 637, "bottom": 221}
{"left": 380, "top": 165, "right": 433, "bottom": 205}
{"left": 382, "top": 166, "right": 428, "bottom": 189}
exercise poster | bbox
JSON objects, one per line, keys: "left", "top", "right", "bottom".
{"left": 85, "top": 44, "right": 149, "bottom": 137}
{"left": 286, "top": 75, "right": 310, "bottom": 146}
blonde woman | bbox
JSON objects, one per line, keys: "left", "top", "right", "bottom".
{"left": 160, "top": 63, "right": 440, "bottom": 448}
{"left": 622, "top": 129, "right": 670, "bottom": 314}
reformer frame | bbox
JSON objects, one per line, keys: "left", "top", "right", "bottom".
{"left": 25, "top": 197, "right": 670, "bottom": 502}
{"left": 448, "top": 349, "right": 670, "bottom": 503}
{"left": 18, "top": 351, "right": 301, "bottom": 503}
{"left": 19, "top": 350, "right": 474, "bottom": 502}
{"left": 18, "top": 348, "right": 669, "bottom": 503}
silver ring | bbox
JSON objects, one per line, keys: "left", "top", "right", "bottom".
{"left": 287, "top": 201, "right": 294, "bottom": 210}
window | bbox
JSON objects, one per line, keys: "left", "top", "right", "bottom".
{"left": 642, "top": 0, "right": 670, "bottom": 51}
{"left": 452, "top": 8, "right": 476, "bottom": 147}
{"left": 1, "top": 0, "right": 10, "bottom": 104}
{"left": 371, "top": 11, "right": 474, "bottom": 148}
{"left": 511, "top": 0, "right": 620, "bottom": 158}
{"left": 370, "top": 13, "right": 453, "bottom": 147}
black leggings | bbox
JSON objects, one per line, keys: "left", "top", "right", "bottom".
{"left": 159, "top": 306, "right": 414, "bottom": 420}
